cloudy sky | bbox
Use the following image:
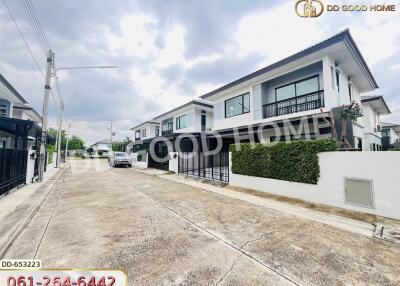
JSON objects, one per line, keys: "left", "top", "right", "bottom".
{"left": 0, "top": 0, "right": 399, "bottom": 145}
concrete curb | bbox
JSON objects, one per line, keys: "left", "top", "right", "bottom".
{"left": 0, "top": 165, "right": 68, "bottom": 259}
{"left": 158, "top": 173, "right": 375, "bottom": 237}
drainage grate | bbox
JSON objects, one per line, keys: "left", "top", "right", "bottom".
{"left": 373, "top": 225, "right": 400, "bottom": 244}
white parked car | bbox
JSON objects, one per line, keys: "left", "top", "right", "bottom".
{"left": 109, "top": 152, "right": 133, "bottom": 167}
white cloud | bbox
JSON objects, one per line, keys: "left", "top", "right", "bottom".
{"left": 153, "top": 25, "right": 186, "bottom": 68}
{"left": 234, "top": 2, "right": 328, "bottom": 68}
{"left": 107, "top": 14, "right": 158, "bottom": 58}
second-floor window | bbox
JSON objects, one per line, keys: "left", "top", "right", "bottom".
{"left": 142, "top": 128, "right": 146, "bottom": 138}
{"left": 135, "top": 130, "right": 140, "bottom": 140}
{"left": 275, "top": 75, "right": 319, "bottom": 101}
{"left": 225, "top": 93, "right": 250, "bottom": 118}
{"left": 176, "top": 114, "right": 188, "bottom": 129}
{"left": 0, "top": 104, "right": 7, "bottom": 117}
{"left": 155, "top": 126, "right": 160, "bottom": 136}
{"left": 162, "top": 121, "right": 173, "bottom": 131}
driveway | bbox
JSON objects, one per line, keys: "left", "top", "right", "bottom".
{"left": 3, "top": 160, "right": 400, "bottom": 285}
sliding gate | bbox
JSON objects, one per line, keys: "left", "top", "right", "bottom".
{"left": 178, "top": 152, "right": 229, "bottom": 182}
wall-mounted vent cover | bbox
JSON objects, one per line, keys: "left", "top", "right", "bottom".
{"left": 345, "top": 178, "right": 374, "bottom": 208}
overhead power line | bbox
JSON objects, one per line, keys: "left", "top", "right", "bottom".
{"left": 19, "top": 0, "right": 49, "bottom": 55}
{"left": 0, "top": 0, "right": 59, "bottom": 109}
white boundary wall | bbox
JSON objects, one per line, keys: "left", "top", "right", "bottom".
{"left": 130, "top": 153, "right": 148, "bottom": 168}
{"left": 169, "top": 152, "right": 179, "bottom": 173}
{"left": 230, "top": 152, "right": 400, "bottom": 220}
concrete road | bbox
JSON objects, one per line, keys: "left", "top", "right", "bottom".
{"left": 3, "top": 160, "right": 400, "bottom": 285}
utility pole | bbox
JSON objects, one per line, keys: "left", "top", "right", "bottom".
{"left": 56, "top": 100, "right": 64, "bottom": 168}
{"left": 65, "top": 121, "right": 70, "bottom": 160}
{"left": 38, "top": 49, "right": 53, "bottom": 182}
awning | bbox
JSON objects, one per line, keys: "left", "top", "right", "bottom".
{"left": 0, "top": 116, "right": 41, "bottom": 138}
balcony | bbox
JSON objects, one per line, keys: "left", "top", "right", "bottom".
{"left": 262, "top": 90, "right": 324, "bottom": 119}
{"left": 162, "top": 129, "right": 173, "bottom": 136}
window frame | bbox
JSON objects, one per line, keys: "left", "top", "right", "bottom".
{"left": 0, "top": 104, "right": 7, "bottom": 117}
{"left": 274, "top": 74, "right": 320, "bottom": 102}
{"left": 141, "top": 128, "right": 146, "bottom": 138}
{"left": 176, "top": 114, "right": 188, "bottom": 130}
{"left": 224, "top": 92, "right": 250, "bottom": 118}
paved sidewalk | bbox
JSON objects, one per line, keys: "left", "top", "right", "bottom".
{"left": 132, "top": 167, "right": 378, "bottom": 236}
{"left": 0, "top": 164, "right": 66, "bottom": 257}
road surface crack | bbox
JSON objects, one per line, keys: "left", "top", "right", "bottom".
{"left": 215, "top": 257, "right": 238, "bottom": 286}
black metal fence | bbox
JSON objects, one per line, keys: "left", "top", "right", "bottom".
{"left": 178, "top": 152, "right": 229, "bottom": 182}
{"left": 0, "top": 149, "right": 28, "bottom": 195}
{"left": 263, "top": 90, "right": 324, "bottom": 118}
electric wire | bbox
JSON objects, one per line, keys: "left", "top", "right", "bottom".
{"left": 18, "top": 0, "right": 48, "bottom": 55}
{"left": 0, "top": 0, "right": 60, "bottom": 110}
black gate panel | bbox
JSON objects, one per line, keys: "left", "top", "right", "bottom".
{"left": 148, "top": 141, "right": 169, "bottom": 171}
{"left": 178, "top": 152, "right": 229, "bottom": 182}
{"left": 0, "top": 149, "right": 28, "bottom": 195}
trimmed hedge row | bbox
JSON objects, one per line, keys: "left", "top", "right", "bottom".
{"left": 230, "top": 139, "right": 339, "bottom": 185}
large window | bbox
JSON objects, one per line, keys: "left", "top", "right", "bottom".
{"left": 162, "top": 120, "right": 173, "bottom": 131}
{"left": 135, "top": 130, "right": 140, "bottom": 140}
{"left": 176, "top": 114, "right": 188, "bottom": 129}
{"left": 275, "top": 75, "right": 320, "bottom": 101}
{"left": 0, "top": 104, "right": 7, "bottom": 117}
{"left": 141, "top": 128, "right": 146, "bottom": 138}
{"left": 225, "top": 93, "right": 250, "bottom": 118}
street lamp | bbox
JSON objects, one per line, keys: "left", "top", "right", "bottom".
{"left": 53, "top": 65, "right": 118, "bottom": 168}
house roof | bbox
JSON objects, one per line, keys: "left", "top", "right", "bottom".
{"left": 130, "top": 120, "right": 159, "bottom": 131}
{"left": 90, "top": 139, "right": 111, "bottom": 147}
{"left": 361, "top": 95, "right": 391, "bottom": 115}
{"left": 200, "top": 29, "right": 378, "bottom": 100}
{"left": 153, "top": 99, "right": 213, "bottom": 120}
{"left": 381, "top": 122, "right": 400, "bottom": 133}
{"left": 13, "top": 103, "right": 42, "bottom": 121}
{"left": 0, "top": 73, "right": 28, "bottom": 104}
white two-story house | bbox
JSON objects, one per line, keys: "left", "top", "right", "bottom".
{"left": 154, "top": 99, "right": 214, "bottom": 136}
{"left": 199, "top": 29, "right": 380, "bottom": 150}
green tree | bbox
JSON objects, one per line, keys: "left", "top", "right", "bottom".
{"left": 68, "top": 135, "right": 85, "bottom": 150}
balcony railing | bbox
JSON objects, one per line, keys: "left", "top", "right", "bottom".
{"left": 162, "top": 129, "right": 173, "bottom": 136}
{"left": 262, "top": 90, "right": 324, "bottom": 119}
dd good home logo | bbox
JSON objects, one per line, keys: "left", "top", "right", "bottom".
{"left": 295, "top": 0, "right": 324, "bottom": 17}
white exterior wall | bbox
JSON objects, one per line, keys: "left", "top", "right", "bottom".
{"left": 230, "top": 152, "right": 400, "bottom": 219}
{"left": 130, "top": 153, "right": 148, "bottom": 168}
{"left": 210, "top": 56, "right": 364, "bottom": 134}
{"left": 168, "top": 152, "right": 179, "bottom": 173}
{"left": 157, "top": 104, "right": 213, "bottom": 134}
{"left": 132, "top": 123, "right": 160, "bottom": 141}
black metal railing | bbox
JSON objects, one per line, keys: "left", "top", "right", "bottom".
{"left": 162, "top": 129, "right": 173, "bottom": 136}
{"left": 0, "top": 149, "right": 28, "bottom": 195}
{"left": 178, "top": 152, "right": 229, "bottom": 182}
{"left": 263, "top": 90, "right": 324, "bottom": 118}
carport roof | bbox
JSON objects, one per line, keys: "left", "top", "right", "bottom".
{"left": 0, "top": 116, "right": 41, "bottom": 137}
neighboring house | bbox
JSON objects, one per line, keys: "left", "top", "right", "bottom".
{"left": 0, "top": 73, "right": 43, "bottom": 193}
{"left": 129, "top": 121, "right": 160, "bottom": 153}
{"left": 381, "top": 122, "right": 400, "bottom": 150}
{"left": 89, "top": 139, "right": 112, "bottom": 156}
{"left": 360, "top": 96, "right": 391, "bottom": 151}
{"left": 154, "top": 99, "right": 213, "bottom": 136}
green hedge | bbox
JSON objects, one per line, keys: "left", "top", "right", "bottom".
{"left": 230, "top": 139, "right": 339, "bottom": 185}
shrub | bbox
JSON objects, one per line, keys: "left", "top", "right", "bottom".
{"left": 230, "top": 139, "right": 339, "bottom": 184}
